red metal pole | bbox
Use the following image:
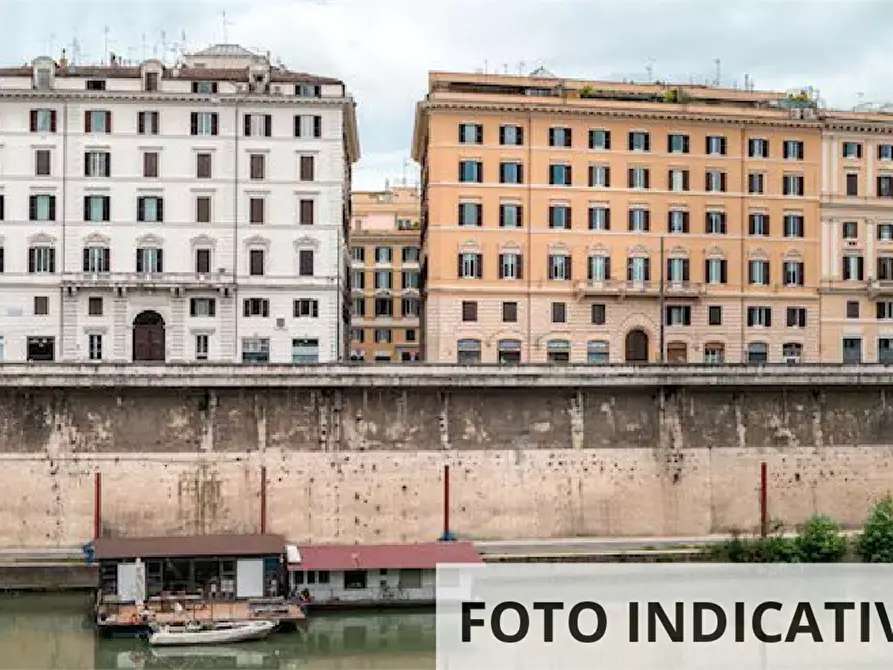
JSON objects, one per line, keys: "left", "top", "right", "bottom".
{"left": 260, "top": 466, "right": 267, "bottom": 534}
{"left": 760, "top": 462, "right": 768, "bottom": 538}
{"left": 440, "top": 464, "right": 454, "bottom": 541}
{"left": 94, "top": 472, "right": 102, "bottom": 540}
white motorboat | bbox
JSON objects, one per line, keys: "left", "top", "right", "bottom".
{"left": 147, "top": 620, "right": 277, "bottom": 646}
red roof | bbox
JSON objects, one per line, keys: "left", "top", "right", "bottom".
{"left": 288, "top": 541, "right": 482, "bottom": 571}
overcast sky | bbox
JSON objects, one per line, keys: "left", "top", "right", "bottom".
{"left": 4, "top": 0, "right": 893, "bottom": 190}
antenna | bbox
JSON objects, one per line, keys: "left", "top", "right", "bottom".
{"left": 221, "top": 11, "right": 233, "bottom": 43}
{"left": 518, "top": 61, "right": 525, "bottom": 76}
{"left": 645, "top": 57, "right": 655, "bottom": 83}
{"left": 103, "top": 26, "right": 110, "bottom": 64}
{"left": 713, "top": 58, "right": 721, "bottom": 86}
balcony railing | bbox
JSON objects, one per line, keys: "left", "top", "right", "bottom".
{"left": 664, "top": 280, "right": 705, "bottom": 298}
{"left": 61, "top": 271, "right": 234, "bottom": 290}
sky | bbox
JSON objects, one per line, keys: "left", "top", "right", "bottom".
{"left": 4, "top": 0, "right": 893, "bottom": 190}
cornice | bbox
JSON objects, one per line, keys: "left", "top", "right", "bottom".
{"left": 0, "top": 90, "right": 354, "bottom": 107}
{"left": 823, "top": 121, "right": 893, "bottom": 135}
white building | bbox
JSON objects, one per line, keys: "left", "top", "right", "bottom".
{"left": 0, "top": 44, "right": 359, "bottom": 363}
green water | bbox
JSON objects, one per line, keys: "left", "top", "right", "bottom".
{"left": 0, "top": 594, "right": 435, "bottom": 669}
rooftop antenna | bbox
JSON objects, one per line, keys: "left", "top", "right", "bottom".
{"left": 402, "top": 159, "right": 409, "bottom": 186}
{"left": 517, "top": 61, "right": 526, "bottom": 75}
{"left": 645, "top": 57, "right": 655, "bottom": 83}
{"left": 221, "top": 11, "right": 232, "bottom": 43}
{"left": 160, "top": 31, "right": 168, "bottom": 63}
{"left": 140, "top": 33, "right": 147, "bottom": 61}
{"left": 103, "top": 27, "right": 110, "bottom": 65}
{"left": 713, "top": 58, "right": 721, "bottom": 87}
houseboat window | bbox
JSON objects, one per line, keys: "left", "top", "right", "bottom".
{"left": 344, "top": 570, "right": 367, "bottom": 589}
{"left": 317, "top": 570, "right": 330, "bottom": 584}
{"left": 99, "top": 563, "right": 117, "bottom": 595}
{"left": 379, "top": 569, "right": 388, "bottom": 576}
{"left": 307, "top": 571, "right": 316, "bottom": 584}
{"left": 293, "top": 570, "right": 304, "bottom": 584}
{"left": 146, "top": 560, "right": 163, "bottom": 596}
{"left": 399, "top": 568, "right": 423, "bottom": 589}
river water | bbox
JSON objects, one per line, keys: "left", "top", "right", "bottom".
{"left": 0, "top": 594, "right": 435, "bottom": 669}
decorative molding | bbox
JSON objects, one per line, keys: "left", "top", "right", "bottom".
{"left": 243, "top": 234, "right": 270, "bottom": 248}
{"left": 136, "top": 233, "right": 163, "bottom": 246}
{"left": 27, "top": 231, "right": 56, "bottom": 245}
{"left": 294, "top": 235, "right": 320, "bottom": 250}
{"left": 83, "top": 232, "right": 110, "bottom": 246}
{"left": 190, "top": 234, "right": 217, "bottom": 248}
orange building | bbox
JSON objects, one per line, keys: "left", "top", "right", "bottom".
{"left": 412, "top": 71, "right": 823, "bottom": 364}
{"left": 349, "top": 187, "right": 422, "bottom": 362}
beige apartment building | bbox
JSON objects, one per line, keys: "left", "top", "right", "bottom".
{"left": 412, "top": 72, "right": 822, "bottom": 364}
{"left": 349, "top": 187, "right": 422, "bottom": 361}
{"left": 819, "top": 111, "right": 893, "bottom": 363}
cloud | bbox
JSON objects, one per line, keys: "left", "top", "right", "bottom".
{"left": 4, "top": 0, "right": 893, "bottom": 188}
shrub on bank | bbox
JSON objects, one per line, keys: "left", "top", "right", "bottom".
{"left": 794, "top": 515, "right": 848, "bottom": 563}
{"left": 857, "top": 495, "right": 893, "bottom": 562}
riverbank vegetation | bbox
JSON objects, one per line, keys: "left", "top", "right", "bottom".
{"left": 704, "top": 496, "right": 893, "bottom": 562}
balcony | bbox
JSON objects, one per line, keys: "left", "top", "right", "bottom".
{"left": 577, "top": 279, "right": 624, "bottom": 297}
{"left": 664, "top": 280, "right": 705, "bottom": 298}
{"left": 61, "top": 271, "right": 233, "bottom": 292}
{"left": 869, "top": 280, "right": 893, "bottom": 296}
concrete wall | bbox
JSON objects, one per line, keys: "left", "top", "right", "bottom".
{"left": 3, "top": 372, "right": 893, "bottom": 547}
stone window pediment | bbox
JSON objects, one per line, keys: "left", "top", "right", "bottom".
{"left": 629, "top": 244, "right": 649, "bottom": 256}
{"left": 499, "top": 241, "right": 522, "bottom": 253}
{"left": 190, "top": 234, "right": 217, "bottom": 248}
{"left": 243, "top": 234, "right": 270, "bottom": 248}
{"left": 83, "top": 232, "right": 110, "bottom": 246}
{"left": 749, "top": 248, "right": 769, "bottom": 261}
{"left": 294, "top": 235, "right": 320, "bottom": 250}
{"left": 548, "top": 242, "right": 570, "bottom": 254}
{"left": 459, "top": 240, "right": 481, "bottom": 253}
{"left": 669, "top": 245, "right": 689, "bottom": 258}
{"left": 28, "top": 232, "right": 56, "bottom": 245}
{"left": 136, "top": 233, "right": 163, "bottom": 247}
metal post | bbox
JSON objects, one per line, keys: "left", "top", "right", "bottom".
{"left": 760, "top": 462, "right": 768, "bottom": 537}
{"left": 260, "top": 466, "right": 267, "bottom": 534}
{"left": 94, "top": 472, "right": 102, "bottom": 539}
{"left": 440, "top": 464, "right": 455, "bottom": 542}
{"left": 659, "top": 235, "right": 665, "bottom": 362}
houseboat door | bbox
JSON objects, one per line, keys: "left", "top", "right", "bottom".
{"left": 117, "top": 561, "right": 146, "bottom": 602}
{"left": 236, "top": 559, "right": 264, "bottom": 598}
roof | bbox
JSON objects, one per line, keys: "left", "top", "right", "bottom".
{"left": 189, "top": 44, "right": 258, "bottom": 58}
{"left": 94, "top": 534, "right": 285, "bottom": 560}
{"left": 287, "top": 541, "right": 482, "bottom": 571}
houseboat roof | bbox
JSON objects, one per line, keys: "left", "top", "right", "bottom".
{"left": 94, "top": 533, "right": 285, "bottom": 560}
{"left": 287, "top": 541, "right": 482, "bottom": 571}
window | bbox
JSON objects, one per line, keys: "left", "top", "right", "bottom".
{"left": 243, "top": 298, "right": 270, "bottom": 317}
{"left": 294, "top": 299, "right": 320, "bottom": 318}
{"left": 244, "top": 113, "right": 272, "bottom": 137}
{"left": 549, "top": 127, "right": 572, "bottom": 147}
{"left": 250, "top": 154, "right": 265, "bottom": 180}
{"left": 588, "top": 254, "right": 610, "bottom": 281}
{"left": 458, "top": 202, "right": 482, "bottom": 227}
{"left": 668, "top": 134, "right": 689, "bottom": 154}
{"left": 500, "top": 203, "right": 523, "bottom": 228}
{"left": 628, "top": 208, "right": 650, "bottom": 232}
{"left": 846, "top": 301, "right": 860, "bottom": 319}
{"left": 374, "top": 329, "right": 392, "bottom": 344}
{"left": 30, "top": 108, "right": 56, "bottom": 133}
{"left": 190, "top": 297, "right": 216, "bottom": 317}
{"left": 879, "top": 145, "right": 893, "bottom": 162}
{"left": 196, "top": 196, "right": 211, "bottom": 224}
{"left": 195, "top": 249, "right": 211, "bottom": 274}
{"left": 84, "top": 151, "right": 110, "bottom": 178}
{"left": 83, "top": 246, "right": 110, "bottom": 272}
{"left": 666, "top": 258, "right": 690, "bottom": 282}
{"left": 376, "top": 296, "right": 394, "bottom": 316}
{"left": 137, "top": 196, "right": 163, "bottom": 222}
{"left": 589, "top": 165, "right": 610, "bottom": 187}
{"left": 33, "top": 296, "right": 49, "bottom": 315}
{"left": 459, "top": 123, "right": 483, "bottom": 144}
{"left": 748, "top": 173, "right": 764, "bottom": 194}
{"left": 26, "top": 337, "right": 54, "bottom": 362}
{"left": 549, "top": 205, "right": 571, "bottom": 229}
{"left": 299, "top": 199, "right": 314, "bottom": 225}
{"left": 705, "top": 211, "right": 726, "bottom": 234}
{"left": 708, "top": 306, "right": 722, "bottom": 326}
{"left": 548, "top": 254, "right": 571, "bottom": 281}
{"left": 195, "top": 334, "right": 209, "bottom": 361}
{"left": 547, "top": 340, "right": 570, "bottom": 364}
{"left": 462, "top": 301, "right": 478, "bottom": 322}
{"left": 748, "top": 260, "right": 770, "bottom": 285}
{"left": 706, "top": 135, "right": 727, "bottom": 155}
{"left": 783, "top": 140, "right": 804, "bottom": 160}
{"left": 498, "top": 339, "right": 522, "bottom": 365}
{"left": 842, "top": 221, "right": 858, "bottom": 239}
{"left": 627, "top": 256, "right": 651, "bottom": 282}
{"left": 351, "top": 269, "right": 365, "bottom": 289}
{"left": 668, "top": 169, "right": 689, "bottom": 192}
{"left": 88, "top": 297, "right": 103, "bottom": 316}
{"left": 843, "top": 142, "right": 863, "bottom": 159}
{"left": 351, "top": 328, "right": 364, "bottom": 344}
{"left": 249, "top": 198, "right": 265, "bottom": 224}
{"left": 135, "top": 247, "right": 163, "bottom": 273}
{"left": 846, "top": 173, "right": 859, "bottom": 197}
{"left": 704, "top": 343, "right": 725, "bottom": 364}
{"left": 842, "top": 338, "right": 862, "bottom": 364}
{"left": 192, "top": 81, "right": 218, "bottom": 94}
{"left": 589, "top": 129, "right": 610, "bottom": 150}
{"left": 294, "top": 115, "right": 322, "bottom": 138}
{"left": 402, "top": 297, "right": 420, "bottom": 317}
{"left": 787, "top": 307, "right": 807, "bottom": 328}
{"left": 299, "top": 249, "right": 315, "bottom": 276}
{"left": 879, "top": 224, "right": 893, "bottom": 241}
{"left": 85, "top": 110, "right": 111, "bottom": 133}
{"left": 665, "top": 305, "right": 691, "bottom": 326}
{"left": 783, "top": 174, "right": 805, "bottom": 196}
{"left": 352, "top": 247, "right": 365, "bottom": 263}
{"left": 375, "top": 247, "right": 393, "bottom": 264}
{"left": 35, "top": 149, "right": 51, "bottom": 176}
{"left": 249, "top": 249, "right": 265, "bottom": 276}
{"left": 459, "top": 160, "right": 483, "bottom": 183}
{"left": 591, "top": 303, "right": 606, "bottom": 325}
{"left": 587, "top": 340, "right": 609, "bottom": 364}
{"left": 747, "top": 307, "right": 772, "bottom": 327}
{"left": 668, "top": 210, "right": 688, "bottom": 234}
{"left": 352, "top": 297, "right": 365, "bottom": 317}
{"left": 402, "top": 247, "right": 420, "bottom": 263}
{"left": 549, "top": 164, "right": 572, "bottom": 186}
{"left": 457, "top": 339, "right": 481, "bottom": 364}
{"left": 842, "top": 255, "right": 864, "bottom": 281}
{"left": 242, "top": 337, "right": 270, "bottom": 363}
{"left": 137, "top": 111, "right": 159, "bottom": 135}
{"left": 296, "top": 84, "right": 321, "bottom": 98}
{"left": 628, "top": 131, "right": 650, "bottom": 151}
{"left": 589, "top": 206, "right": 610, "bottom": 231}
{"left": 190, "top": 112, "right": 218, "bottom": 136}
{"left": 749, "top": 213, "right": 769, "bottom": 236}
{"left": 498, "top": 252, "right": 522, "bottom": 280}
{"left": 880, "top": 338, "right": 893, "bottom": 364}
{"left": 143, "top": 152, "right": 159, "bottom": 178}
{"left": 880, "top": 257, "right": 893, "bottom": 280}
{"left": 88, "top": 334, "right": 103, "bottom": 361}
{"left": 502, "top": 301, "right": 518, "bottom": 322}
{"left": 705, "top": 170, "right": 726, "bottom": 192}
{"left": 458, "top": 253, "right": 483, "bottom": 279}
{"left": 748, "top": 343, "right": 769, "bottom": 364}
{"left": 784, "top": 214, "right": 804, "bottom": 238}
{"left": 499, "top": 162, "right": 523, "bottom": 184}
{"left": 628, "top": 167, "right": 649, "bottom": 189}
{"left": 402, "top": 271, "right": 420, "bottom": 290}
{"left": 196, "top": 153, "right": 212, "bottom": 179}
{"left": 499, "top": 125, "right": 524, "bottom": 146}
{"left": 551, "top": 302, "right": 566, "bottom": 323}
{"left": 0, "top": 196, "right": 4, "bottom": 222}
{"left": 28, "top": 195, "right": 56, "bottom": 221}
{"left": 28, "top": 246, "right": 55, "bottom": 273}
{"left": 748, "top": 138, "right": 769, "bottom": 159}
{"left": 880, "top": 176, "right": 893, "bottom": 198}
{"left": 144, "top": 72, "right": 158, "bottom": 92}
{"left": 83, "top": 195, "right": 110, "bottom": 222}
{"left": 783, "top": 260, "right": 804, "bottom": 286}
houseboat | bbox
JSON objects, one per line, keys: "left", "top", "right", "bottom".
{"left": 286, "top": 541, "right": 483, "bottom": 610}
{"left": 91, "top": 533, "right": 305, "bottom": 636}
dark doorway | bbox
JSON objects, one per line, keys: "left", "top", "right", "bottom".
{"left": 625, "top": 329, "right": 649, "bottom": 363}
{"left": 26, "top": 336, "right": 55, "bottom": 361}
{"left": 133, "top": 310, "right": 165, "bottom": 361}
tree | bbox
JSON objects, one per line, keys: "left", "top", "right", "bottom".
{"left": 795, "top": 515, "right": 846, "bottom": 562}
{"left": 857, "top": 496, "right": 893, "bottom": 562}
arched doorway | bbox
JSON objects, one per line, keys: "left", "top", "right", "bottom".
{"left": 133, "top": 310, "right": 165, "bottom": 362}
{"left": 625, "top": 329, "right": 649, "bottom": 363}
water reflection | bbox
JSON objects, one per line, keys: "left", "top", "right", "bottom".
{"left": 0, "top": 594, "right": 435, "bottom": 670}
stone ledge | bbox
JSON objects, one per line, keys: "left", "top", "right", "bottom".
{"left": 0, "top": 363, "right": 891, "bottom": 388}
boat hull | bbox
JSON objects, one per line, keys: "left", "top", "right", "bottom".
{"left": 148, "top": 621, "right": 277, "bottom": 646}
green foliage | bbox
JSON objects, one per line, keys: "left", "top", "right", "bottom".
{"left": 704, "top": 530, "right": 800, "bottom": 563}
{"left": 795, "top": 515, "right": 847, "bottom": 562}
{"left": 578, "top": 86, "right": 597, "bottom": 99}
{"left": 857, "top": 496, "right": 893, "bottom": 562}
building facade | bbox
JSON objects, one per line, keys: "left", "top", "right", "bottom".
{"left": 819, "top": 111, "right": 893, "bottom": 363}
{"left": 413, "top": 72, "right": 823, "bottom": 364}
{"left": 349, "top": 186, "right": 422, "bottom": 361}
{"left": 0, "top": 44, "right": 359, "bottom": 363}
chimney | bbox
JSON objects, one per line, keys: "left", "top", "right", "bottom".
{"left": 59, "top": 48, "right": 68, "bottom": 70}
{"left": 110, "top": 52, "right": 117, "bottom": 66}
